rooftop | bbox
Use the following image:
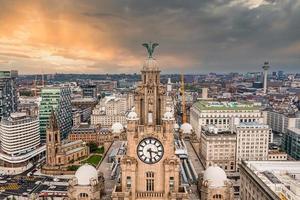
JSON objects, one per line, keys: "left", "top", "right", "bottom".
{"left": 194, "top": 100, "right": 261, "bottom": 111}
{"left": 245, "top": 161, "right": 300, "bottom": 200}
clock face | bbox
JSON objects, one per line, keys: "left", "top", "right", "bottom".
{"left": 137, "top": 137, "right": 164, "bottom": 164}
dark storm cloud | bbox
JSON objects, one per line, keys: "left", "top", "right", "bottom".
{"left": 82, "top": 0, "right": 300, "bottom": 72}
{"left": 0, "top": 0, "right": 299, "bottom": 73}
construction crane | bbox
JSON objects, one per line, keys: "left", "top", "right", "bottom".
{"left": 181, "top": 74, "right": 187, "bottom": 124}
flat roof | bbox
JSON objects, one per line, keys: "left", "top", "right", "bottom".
{"left": 245, "top": 161, "right": 300, "bottom": 200}
{"left": 194, "top": 100, "right": 261, "bottom": 110}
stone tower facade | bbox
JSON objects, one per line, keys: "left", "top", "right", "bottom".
{"left": 135, "top": 58, "right": 166, "bottom": 126}
{"left": 46, "top": 110, "right": 61, "bottom": 167}
{"left": 112, "top": 45, "right": 188, "bottom": 200}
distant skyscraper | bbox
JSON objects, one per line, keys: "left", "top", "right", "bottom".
{"left": 39, "top": 87, "right": 72, "bottom": 142}
{"left": 167, "top": 78, "right": 172, "bottom": 94}
{"left": 262, "top": 62, "right": 270, "bottom": 94}
{"left": 81, "top": 84, "right": 97, "bottom": 98}
{"left": 0, "top": 70, "right": 18, "bottom": 120}
{"left": 202, "top": 88, "right": 208, "bottom": 99}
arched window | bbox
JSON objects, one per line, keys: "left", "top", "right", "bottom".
{"left": 79, "top": 193, "right": 89, "bottom": 199}
{"left": 146, "top": 171, "right": 154, "bottom": 191}
{"left": 213, "top": 194, "right": 223, "bottom": 199}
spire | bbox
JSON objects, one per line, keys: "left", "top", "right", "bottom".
{"left": 47, "top": 109, "right": 59, "bottom": 131}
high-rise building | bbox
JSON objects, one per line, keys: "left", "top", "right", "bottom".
{"left": 282, "top": 127, "right": 300, "bottom": 160}
{"left": 235, "top": 122, "right": 270, "bottom": 168}
{"left": 81, "top": 84, "right": 97, "bottom": 98}
{"left": 0, "top": 70, "right": 18, "bottom": 120}
{"left": 112, "top": 43, "right": 188, "bottom": 199}
{"left": 240, "top": 160, "right": 300, "bottom": 200}
{"left": 200, "top": 126, "right": 236, "bottom": 172}
{"left": 0, "top": 112, "right": 45, "bottom": 174}
{"left": 39, "top": 87, "right": 72, "bottom": 142}
{"left": 265, "top": 110, "right": 300, "bottom": 134}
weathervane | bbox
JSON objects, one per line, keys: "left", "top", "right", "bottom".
{"left": 142, "top": 42, "right": 159, "bottom": 58}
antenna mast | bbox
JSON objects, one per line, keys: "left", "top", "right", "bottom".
{"left": 181, "top": 74, "right": 187, "bottom": 123}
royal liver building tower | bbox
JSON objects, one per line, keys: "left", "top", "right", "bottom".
{"left": 112, "top": 43, "right": 188, "bottom": 200}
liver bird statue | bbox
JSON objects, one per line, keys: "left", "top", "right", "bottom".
{"left": 142, "top": 42, "right": 159, "bottom": 58}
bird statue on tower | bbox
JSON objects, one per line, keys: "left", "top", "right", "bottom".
{"left": 142, "top": 42, "right": 159, "bottom": 58}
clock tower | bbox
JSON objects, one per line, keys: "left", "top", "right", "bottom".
{"left": 112, "top": 43, "right": 188, "bottom": 200}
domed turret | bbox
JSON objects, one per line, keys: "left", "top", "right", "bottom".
{"left": 174, "top": 123, "right": 180, "bottom": 131}
{"left": 203, "top": 165, "right": 227, "bottom": 188}
{"left": 126, "top": 111, "right": 139, "bottom": 121}
{"left": 75, "top": 164, "right": 98, "bottom": 186}
{"left": 162, "top": 111, "right": 175, "bottom": 121}
{"left": 180, "top": 123, "right": 193, "bottom": 134}
{"left": 111, "top": 122, "right": 124, "bottom": 134}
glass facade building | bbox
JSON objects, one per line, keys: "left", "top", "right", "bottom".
{"left": 0, "top": 70, "right": 18, "bottom": 121}
{"left": 39, "top": 87, "right": 72, "bottom": 143}
{"left": 282, "top": 127, "right": 300, "bottom": 160}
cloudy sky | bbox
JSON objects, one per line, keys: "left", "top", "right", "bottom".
{"left": 0, "top": 0, "right": 299, "bottom": 74}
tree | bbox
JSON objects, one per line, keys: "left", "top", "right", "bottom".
{"left": 88, "top": 142, "right": 98, "bottom": 153}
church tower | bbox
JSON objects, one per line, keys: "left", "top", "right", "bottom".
{"left": 112, "top": 43, "right": 188, "bottom": 200}
{"left": 46, "top": 110, "right": 62, "bottom": 167}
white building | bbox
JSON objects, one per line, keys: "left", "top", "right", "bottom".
{"left": 265, "top": 110, "right": 300, "bottom": 134}
{"left": 0, "top": 112, "right": 45, "bottom": 174}
{"left": 240, "top": 161, "right": 300, "bottom": 200}
{"left": 235, "top": 122, "right": 270, "bottom": 169}
{"left": 190, "top": 101, "right": 263, "bottom": 138}
{"left": 91, "top": 95, "right": 132, "bottom": 127}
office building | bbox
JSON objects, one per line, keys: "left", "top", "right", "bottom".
{"left": 235, "top": 122, "right": 270, "bottom": 169}
{"left": 0, "top": 112, "right": 45, "bottom": 174}
{"left": 266, "top": 110, "right": 300, "bottom": 134}
{"left": 190, "top": 101, "right": 263, "bottom": 138}
{"left": 200, "top": 125, "right": 236, "bottom": 172}
{"left": 81, "top": 84, "right": 97, "bottom": 98}
{"left": 240, "top": 161, "right": 300, "bottom": 200}
{"left": 282, "top": 127, "right": 300, "bottom": 160}
{"left": 91, "top": 95, "right": 131, "bottom": 127}
{"left": 39, "top": 87, "right": 72, "bottom": 142}
{"left": 0, "top": 70, "right": 18, "bottom": 120}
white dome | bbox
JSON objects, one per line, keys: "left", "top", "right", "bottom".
{"left": 203, "top": 166, "right": 227, "bottom": 188}
{"left": 143, "top": 58, "right": 159, "bottom": 71}
{"left": 180, "top": 123, "right": 193, "bottom": 134}
{"left": 75, "top": 164, "right": 98, "bottom": 186}
{"left": 111, "top": 122, "right": 124, "bottom": 134}
{"left": 127, "top": 111, "right": 139, "bottom": 121}
{"left": 174, "top": 123, "right": 180, "bottom": 130}
{"left": 162, "top": 111, "right": 174, "bottom": 121}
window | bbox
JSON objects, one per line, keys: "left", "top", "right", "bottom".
{"left": 169, "top": 177, "right": 174, "bottom": 191}
{"left": 79, "top": 193, "right": 88, "bottom": 198}
{"left": 146, "top": 171, "right": 154, "bottom": 191}
{"left": 213, "top": 194, "right": 223, "bottom": 199}
{"left": 126, "top": 176, "right": 131, "bottom": 189}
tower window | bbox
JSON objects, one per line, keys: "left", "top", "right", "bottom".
{"left": 146, "top": 172, "right": 154, "bottom": 191}
{"left": 126, "top": 176, "right": 131, "bottom": 189}
{"left": 169, "top": 177, "right": 174, "bottom": 191}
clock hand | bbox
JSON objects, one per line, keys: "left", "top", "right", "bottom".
{"left": 147, "top": 148, "right": 153, "bottom": 159}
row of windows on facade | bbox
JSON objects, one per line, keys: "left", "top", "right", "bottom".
{"left": 125, "top": 172, "right": 175, "bottom": 192}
